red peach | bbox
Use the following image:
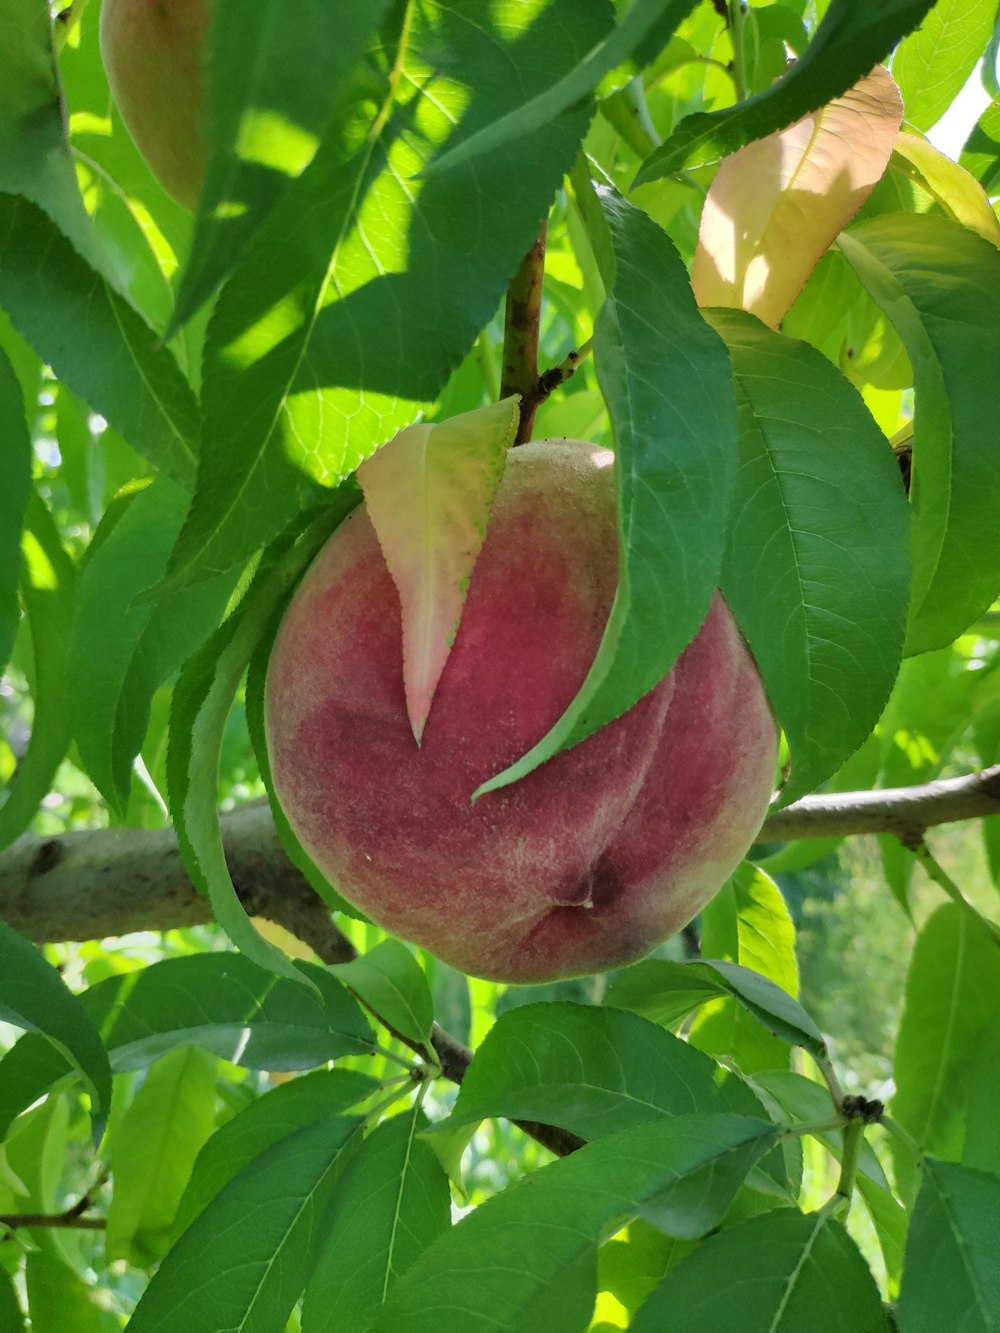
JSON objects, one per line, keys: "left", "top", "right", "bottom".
{"left": 265, "top": 440, "right": 777, "bottom": 983}
{"left": 100, "top": 0, "right": 210, "bottom": 210}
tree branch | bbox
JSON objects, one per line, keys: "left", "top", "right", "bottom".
{"left": 501, "top": 223, "right": 547, "bottom": 444}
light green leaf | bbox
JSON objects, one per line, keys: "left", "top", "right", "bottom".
{"left": 0, "top": 346, "right": 30, "bottom": 677}
{"left": 634, "top": 0, "right": 936, "bottom": 183}
{"left": 168, "top": 497, "right": 357, "bottom": 984}
{"left": 892, "top": 0, "right": 998, "bottom": 132}
{"left": 707, "top": 309, "right": 909, "bottom": 800}
{"left": 25, "top": 1251, "right": 103, "bottom": 1333}
{"left": 172, "top": 0, "right": 393, "bottom": 329}
{"left": 303, "top": 1109, "right": 451, "bottom": 1333}
{"left": 477, "top": 184, "right": 737, "bottom": 795}
{"left": 631, "top": 1208, "right": 891, "bottom": 1332}
{"left": 331, "top": 941, "right": 435, "bottom": 1051}
{"left": 443, "top": 1002, "right": 766, "bottom": 1140}
{"left": 0, "top": 493, "right": 76, "bottom": 851}
{"left": 0, "top": 195, "right": 198, "bottom": 489}
{"left": 897, "top": 1159, "right": 1000, "bottom": 1333}
{"left": 892, "top": 132, "right": 1000, "bottom": 249}
{"left": 891, "top": 904, "right": 1000, "bottom": 1201}
{"left": 106, "top": 1046, "right": 218, "bottom": 1266}
{"left": 175, "top": 1069, "right": 376, "bottom": 1237}
{"left": 0, "top": 921, "right": 110, "bottom": 1140}
{"left": 689, "top": 863, "right": 799, "bottom": 1074}
{"left": 838, "top": 214, "right": 1000, "bottom": 652}
{"left": 373, "top": 1116, "right": 779, "bottom": 1332}
{"left": 0, "top": 1268, "right": 24, "bottom": 1332}
{"left": 129, "top": 1116, "right": 364, "bottom": 1333}
{"left": 357, "top": 398, "right": 518, "bottom": 742}
{"left": 163, "top": 0, "right": 610, "bottom": 589}
{"left": 426, "top": 0, "right": 697, "bottom": 175}
{"left": 962, "top": 1021, "right": 1000, "bottom": 1175}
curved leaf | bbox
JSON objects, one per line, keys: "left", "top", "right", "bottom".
{"left": 0, "top": 346, "right": 30, "bottom": 677}
{"left": 330, "top": 940, "right": 434, "bottom": 1051}
{"left": 892, "top": 0, "right": 998, "bottom": 132}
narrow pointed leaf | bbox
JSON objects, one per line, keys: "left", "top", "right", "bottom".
{"left": 693, "top": 67, "right": 903, "bottom": 327}
{"left": 175, "top": 1069, "right": 377, "bottom": 1236}
{"left": 891, "top": 132, "right": 1000, "bottom": 249}
{"left": 706, "top": 309, "right": 909, "bottom": 799}
{"left": 163, "top": 0, "right": 610, "bottom": 590}
{"left": 634, "top": 0, "right": 934, "bottom": 184}
{"left": 839, "top": 214, "right": 1000, "bottom": 652}
{"left": 357, "top": 398, "right": 518, "bottom": 742}
{"left": 330, "top": 940, "right": 434, "bottom": 1050}
{"left": 167, "top": 496, "right": 357, "bottom": 984}
{"left": 105, "top": 1046, "right": 218, "bottom": 1266}
{"left": 303, "top": 1110, "right": 451, "bottom": 1333}
{"left": 0, "top": 493, "right": 76, "bottom": 851}
{"left": 171, "top": 0, "right": 393, "bottom": 330}
{"left": 0, "top": 920, "right": 111, "bottom": 1140}
{"left": 0, "top": 347, "right": 30, "bottom": 676}
{"left": 444, "top": 1002, "right": 766, "bottom": 1140}
{"left": 897, "top": 1159, "right": 1000, "bottom": 1333}
{"left": 960, "top": 98, "right": 1000, "bottom": 193}
{"left": 0, "top": 953, "right": 374, "bottom": 1140}
{"left": 631, "top": 1208, "right": 891, "bottom": 1332}
{"left": 373, "top": 1116, "right": 779, "bottom": 1332}
{"left": 129, "top": 1116, "right": 363, "bottom": 1333}
{"left": 892, "top": 0, "right": 999, "bottom": 132}
{"left": 426, "top": 0, "right": 698, "bottom": 175}
{"left": 0, "top": 196, "right": 198, "bottom": 488}
{"left": 70, "top": 477, "right": 237, "bottom": 813}
{"left": 477, "top": 185, "right": 737, "bottom": 796}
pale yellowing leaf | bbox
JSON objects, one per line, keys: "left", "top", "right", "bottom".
{"left": 892, "top": 132, "right": 1000, "bottom": 250}
{"left": 693, "top": 66, "right": 903, "bottom": 326}
{"left": 358, "top": 397, "right": 520, "bottom": 744}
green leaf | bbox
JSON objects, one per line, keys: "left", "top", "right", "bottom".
{"left": 0, "top": 195, "right": 199, "bottom": 489}
{"left": 0, "top": 0, "right": 104, "bottom": 269}
{"left": 960, "top": 97, "right": 1000, "bottom": 194}
{"left": 689, "top": 864, "right": 799, "bottom": 1074}
{"left": 634, "top": 0, "right": 936, "bottom": 183}
{"left": 838, "top": 214, "right": 1000, "bottom": 653}
{"left": 962, "top": 1021, "right": 1000, "bottom": 1174}
{"left": 426, "top": 0, "right": 698, "bottom": 175}
{"left": 0, "top": 953, "right": 373, "bottom": 1139}
{"left": 630, "top": 1207, "right": 891, "bottom": 1332}
{"left": 303, "top": 1109, "right": 452, "bottom": 1333}
{"left": 167, "top": 497, "right": 357, "bottom": 984}
{"left": 891, "top": 903, "right": 1000, "bottom": 1201}
{"left": 0, "top": 346, "right": 30, "bottom": 677}
{"left": 175, "top": 1069, "right": 376, "bottom": 1237}
{"left": 106, "top": 1046, "right": 218, "bottom": 1266}
{"left": 129, "top": 1116, "right": 364, "bottom": 1333}
{"left": 163, "top": 0, "right": 610, "bottom": 589}
{"left": 892, "top": 132, "right": 1000, "bottom": 250}
{"left": 25, "top": 1251, "right": 104, "bottom": 1333}
{"left": 706, "top": 309, "right": 909, "bottom": 800}
{"left": 356, "top": 397, "right": 519, "bottom": 742}
{"left": 373, "top": 1116, "right": 780, "bottom": 1332}
{"left": 0, "top": 1268, "right": 24, "bottom": 1333}
{"left": 892, "top": 0, "right": 998, "bottom": 132}
{"left": 0, "top": 921, "right": 111, "bottom": 1140}
{"left": 331, "top": 941, "right": 434, "bottom": 1051}
{"left": 477, "top": 184, "right": 737, "bottom": 795}
{"left": 443, "top": 1002, "right": 765, "bottom": 1140}
{"left": 0, "top": 493, "right": 76, "bottom": 851}
{"left": 70, "top": 476, "right": 237, "bottom": 812}
{"left": 897, "top": 1159, "right": 1000, "bottom": 1333}
{"left": 171, "top": 0, "right": 393, "bottom": 330}
{"left": 607, "top": 958, "right": 827, "bottom": 1061}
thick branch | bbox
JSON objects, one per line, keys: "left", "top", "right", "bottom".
{"left": 501, "top": 223, "right": 547, "bottom": 444}
{"left": 760, "top": 764, "right": 1000, "bottom": 842}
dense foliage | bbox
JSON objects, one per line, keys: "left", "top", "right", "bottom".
{"left": 2, "top": 0, "right": 1000, "bottom": 1328}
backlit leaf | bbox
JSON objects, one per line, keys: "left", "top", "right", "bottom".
{"left": 892, "top": 0, "right": 998, "bottom": 132}
{"left": 693, "top": 67, "right": 903, "bottom": 327}
{"left": 891, "top": 131, "right": 1000, "bottom": 249}
{"left": 357, "top": 398, "right": 518, "bottom": 743}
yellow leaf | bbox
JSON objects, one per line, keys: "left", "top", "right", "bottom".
{"left": 693, "top": 66, "right": 903, "bottom": 326}
{"left": 892, "top": 132, "right": 1000, "bottom": 250}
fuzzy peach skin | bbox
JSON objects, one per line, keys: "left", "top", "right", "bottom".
{"left": 100, "top": 0, "right": 209, "bottom": 210}
{"left": 265, "top": 441, "right": 777, "bottom": 983}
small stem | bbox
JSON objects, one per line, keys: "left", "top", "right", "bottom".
{"left": 836, "top": 1118, "right": 864, "bottom": 1204}
{"left": 501, "top": 223, "right": 548, "bottom": 444}
{"left": 881, "top": 1115, "right": 923, "bottom": 1160}
{"left": 781, "top": 1115, "right": 849, "bottom": 1139}
{"left": 815, "top": 1055, "right": 846, "bottom": 1110}
{"left": 728, "top": 0, "right": 747, "bottom": 100}
{"left": 905, "top": 838, "right": 1000, "bottom": 944}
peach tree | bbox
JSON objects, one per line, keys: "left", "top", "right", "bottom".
{"left": 1, "top": 0, "right": 1000, "bottom": 1328}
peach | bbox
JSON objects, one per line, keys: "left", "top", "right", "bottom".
{"left": 100, "top": 0, "right": 210, "bottom": 210}
{"left": 265, "top": 441, "right": 777, "bottom": 983}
